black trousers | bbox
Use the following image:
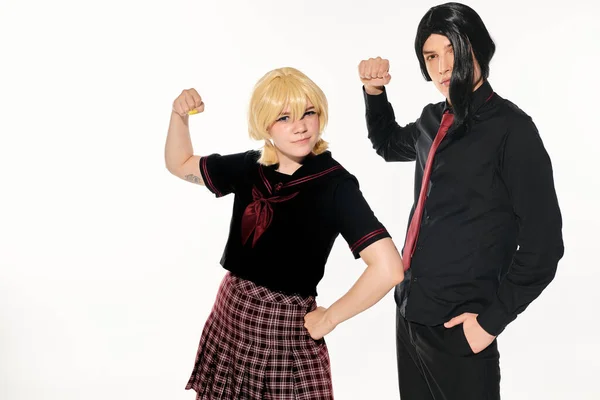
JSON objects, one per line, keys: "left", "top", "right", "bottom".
{"left": 396, "top": 308, "right": 501, "bottom": 400}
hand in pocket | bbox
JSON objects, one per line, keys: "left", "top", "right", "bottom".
{"left": 445, "top": 312, "right": 496, "bottom": 354}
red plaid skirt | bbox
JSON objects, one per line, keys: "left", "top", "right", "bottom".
{"left": 185, "top": 272, "right": 334, "bottom": 399}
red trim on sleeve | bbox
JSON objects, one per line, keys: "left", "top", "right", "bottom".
{"left": 201, "top": 157, "right": 222, "bottom": 197}
{"left": 350, "top": 228, "right": 387, "bottom": 253}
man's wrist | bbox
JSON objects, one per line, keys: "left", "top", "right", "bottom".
{"left": 364, "top": 85, "right": 385, "bottom": 96}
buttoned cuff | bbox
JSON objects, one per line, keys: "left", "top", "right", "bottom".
{"left": 477, "top": 298, "right": 515, "bottom": 337}
{"left": 362, "top": 86, "right": 389, "bottom": 111}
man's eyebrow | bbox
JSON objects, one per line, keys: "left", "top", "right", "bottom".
{"left": 423, "top": 43, "right": 452, "bottom": 55}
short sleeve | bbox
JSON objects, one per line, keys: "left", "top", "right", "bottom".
{"left": 199, "top": 151, "right": 254, "bottom": 197}
{"left": 332, "top": 177, "right": 391, "bottom": 259}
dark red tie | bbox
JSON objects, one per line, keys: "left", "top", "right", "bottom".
{"left": 241, "top": 186, "right": 298, "bottom": 247}
{"left": 402, "top": 111, "right": 454, "bottom": 271}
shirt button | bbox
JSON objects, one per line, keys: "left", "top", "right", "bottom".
{"left": 274, "top": 182, "right": 283, "bottom": 192}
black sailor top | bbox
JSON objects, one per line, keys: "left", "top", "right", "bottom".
{"left": 198, "top": 150, "right": 391, "bottom": 297}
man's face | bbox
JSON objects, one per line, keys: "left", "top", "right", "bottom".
{"left": 422, "top": 34, "right": 482, "bottom": 101}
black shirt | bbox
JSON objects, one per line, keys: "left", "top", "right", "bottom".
{"left": 364, "top": 81, "right": 564, "bottom": 336}
{"left": 198, "top": 150, "right": 390, "bottom": 297}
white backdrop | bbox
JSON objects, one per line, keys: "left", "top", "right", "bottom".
{"left": 1, "top": 0, "right": 598, "bottom": 399}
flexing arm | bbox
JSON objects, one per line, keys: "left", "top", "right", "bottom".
{"left": 359, "top": 57, "right": 419, "bottom": 161}
{"left": 164, "top": 89, "right": 205, "bottom": 184}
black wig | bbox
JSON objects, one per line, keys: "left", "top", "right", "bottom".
{"left": 415, "top": 3, "right": 495, "bottom": 128}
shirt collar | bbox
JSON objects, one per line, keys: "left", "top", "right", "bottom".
{"left": 259, "top": 151, "right": 344, "bottom": 195}
{"left": 443, "top": 80, "right": 495, "bottom": 115}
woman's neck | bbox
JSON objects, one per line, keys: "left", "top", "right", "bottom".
{"left": 275, "top": 150, "right": 305, "bottom": 175}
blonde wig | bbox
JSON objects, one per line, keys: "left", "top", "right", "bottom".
{"left": 248, "top": 67, "right": 329, "bottom": 165}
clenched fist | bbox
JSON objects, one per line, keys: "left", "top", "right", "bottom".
{"left": 358, "top": 57, "right": 391, "bottom": 95}
{"left": 172, "top": 88, "right": 204, "bottom": 117}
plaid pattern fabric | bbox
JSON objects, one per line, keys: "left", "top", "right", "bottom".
{"left": 185, "top": 272, "right": 334, "bottom": 399}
